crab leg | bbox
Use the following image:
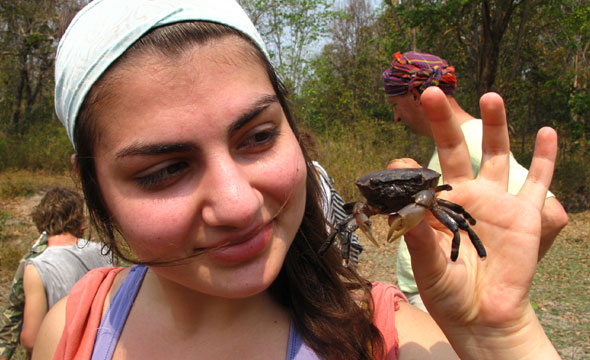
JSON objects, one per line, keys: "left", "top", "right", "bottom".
{"left": 318, "top": 214, "right": 354, "bottom": 255}
{"left": 339, "top": 230, "right": 352, "bottom": 267}
{"left": 440, "top": 207, "right": 487, "bottom": 259}
{"left": 430, "top": 206, "right": 463, "bottom": 261}
{"left": 319, "top": 231, "right": 339, "bottom": 255}
{"left": 355, "top": 211, "right": 380, "bottom": 248}
{"left": 435, "top": 184, "right": 452, "bottom": 193}
{"left": 437, "top": 198, "right": 476, "bottom": 225}
{"left": 349, "top": 202, "right": 380, "bottom": 248}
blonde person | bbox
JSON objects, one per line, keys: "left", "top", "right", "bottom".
{"left": 20, "top": 188, "right": 112, "bottom": 358}
{"left": 34, "top": 1, "right": 560, "bottom": 359}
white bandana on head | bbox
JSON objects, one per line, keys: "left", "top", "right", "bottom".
{"left": 55, "top": 0, "right": 268, "bottom": 147}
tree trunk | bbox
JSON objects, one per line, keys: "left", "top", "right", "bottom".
{"left": 477, "top": 0, "right": 517, "bottom": 98}
{"left": 11, "top": 51, "right": 28, "bottom": 125}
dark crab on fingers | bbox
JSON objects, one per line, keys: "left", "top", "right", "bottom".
{"left": 319, "top": 168, "right": 487, "bottom": 266}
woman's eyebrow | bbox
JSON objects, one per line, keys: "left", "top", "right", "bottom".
{"left": 114, "top": 95, "right": 279, "bottom": 158}
{"left": 228, "top": 94, "right": 279, "bottom": 136}
{"left": 115, "top": 142, "right": 197, "bottom": 158}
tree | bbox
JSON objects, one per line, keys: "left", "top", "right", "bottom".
{"left": 238, "top": 0, "right": 339, "bottom": 92}
{"left": 383, "top": 0, "right": 529, "bottom": 107}
{"left": 0, "top": 0, "right": 86, "bottom": 131}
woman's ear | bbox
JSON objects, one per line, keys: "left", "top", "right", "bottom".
{"left": 70, "top": 153, "right": 81, "bottom": 178}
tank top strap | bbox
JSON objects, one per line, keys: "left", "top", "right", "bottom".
{"left": 286, "top": 321, "right": 322, "bottom": 359}
{"left": 90, "top": 265, "right": 320, "bottom": 359}
{"left": 91, "top": 265, "right": 148, "bottom": 360}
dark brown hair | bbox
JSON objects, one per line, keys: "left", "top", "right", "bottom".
{"left": 74, "top": 21, "right": 384, "bottom": 359}
{"left": 31, "top": 187, "right": 86, "bottom": 238}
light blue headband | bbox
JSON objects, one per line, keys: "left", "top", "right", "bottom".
{"left": 55, "top": 0, "right": 268, "bottom": 147}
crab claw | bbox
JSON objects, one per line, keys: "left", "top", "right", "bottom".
{"left": 387, "top": 203, "right": 427, "bottom": 242}
{"left": 355, "top": 212, "right": 380, "bottom": 248}
{"left": 318, "top": 230, "right": 339, "bottom": 255}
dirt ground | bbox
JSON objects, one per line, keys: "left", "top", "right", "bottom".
{"left": 1, "top": 193, "right": 589, "bottom": 358}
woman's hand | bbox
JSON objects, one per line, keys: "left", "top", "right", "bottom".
{"left": 398, "top": 87, "right": 560, "bottom": 359}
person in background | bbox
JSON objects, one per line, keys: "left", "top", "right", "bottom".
{"left": 299, "top": 129, "right": 363, "bottom": 266}
{"left": 32, "top": 1, "right": 562, "bottom": 358}
{"left": 382, "top": 51, "right": 569, "bottom": 311}
{"left": 20, "top": 188, "right": 112, "bottom": 358}
{"left": 0, "top": 233, "right": 48, "bottom": 360}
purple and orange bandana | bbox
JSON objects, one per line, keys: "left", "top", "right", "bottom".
{"left": 382, "top": 51, "right": 457, "bottom": 97}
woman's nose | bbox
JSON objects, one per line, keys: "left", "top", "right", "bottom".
{"left": 199, "top": 160, "right": 261, "bottom": 228}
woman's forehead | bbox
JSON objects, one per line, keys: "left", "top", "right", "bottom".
{"left": 91, "top": 41, "right": 276, "bottom": 153}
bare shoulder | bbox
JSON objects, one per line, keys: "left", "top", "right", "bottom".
{"left": 395, "top": 302, "right": 459, "bottom": 359}
{"left": 31, "top": 267, "right": 128, "bottom": 359}
{"left": 23, "top": 263, "right": 43, "bottom": 288}
{"left": 32, "top": 295, "right": 67, "bottom": 359}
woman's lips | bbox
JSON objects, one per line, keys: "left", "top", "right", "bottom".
{"left": 205, "top": 223, "right": 273, "bottom": 265}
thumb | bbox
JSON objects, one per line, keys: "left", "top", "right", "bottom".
{"left": 387, "top": 158, "right": 421, "bottom": 170}
{"left": 403, "top": 220, "right": 448, "bottom": 289}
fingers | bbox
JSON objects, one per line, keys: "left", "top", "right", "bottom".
{"left": 403, "top": 221, "right": 448, "bottom": 286}
{"left": 387, "top": 158, "right": 421, "bottom": 170}
{"left": 421, "top": 87, "right": 473, "bottom": 182}
{"left": 519, "top": 127, "right": 558, "bottom": 209}
{"left": 478, "top": 93, "right": 510, "bottom": 187}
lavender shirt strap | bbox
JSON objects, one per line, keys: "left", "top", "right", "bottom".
{"left": 287, "top": 322, "right": 322, "bottom": 359}
{"left": 91, "top": 265, "right": 148, "bottom": 360}
{"left": 90, "top": 264, "right": 319, "bottom": 359}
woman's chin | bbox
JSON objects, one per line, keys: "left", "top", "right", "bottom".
{"left": 205, "top": 252, "right": 285, "bottom": 298}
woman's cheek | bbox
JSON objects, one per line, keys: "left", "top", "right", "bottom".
{"left": 113, "top": 198, "right": 194, "bottom": 257}
{"left": 261, "top": 143, "right": 307, "bottom": 204}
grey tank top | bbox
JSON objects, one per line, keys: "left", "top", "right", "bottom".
{"left": 27, "top": 239, "right": 112, "bottom": 308}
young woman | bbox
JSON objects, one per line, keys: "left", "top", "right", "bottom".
{"left": 33, "top": 0, "right": 561, "bottom": 359}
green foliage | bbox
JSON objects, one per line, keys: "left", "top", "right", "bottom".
{"left": 0, "top": 176, "right": 36, "bottom": 200}
{"left": 0, "top": 0, "right": 586, "bottom": 208}
{"left": 0, "top": 242, "right": 22, "bottom": 271}
{"left": 0, "top": 207, "right": 10, "bottom": 239}
{"left": 553, "top": 151, "right": 589, "bottom": 195}
{"left": 0, "top": 170, "right": 77, "bottom": 200}
{"left": 0, "top": 119, "right": 73, "bottom": 172}
{"left": 0, "top": 0, "right": 60, "bottom": 127}
{"left": 239, "top": 0, "right": 340, "bottom": 92}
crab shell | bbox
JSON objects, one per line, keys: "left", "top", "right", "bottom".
{"left": 355, "top": 168, "right": 441, "bottom": 213}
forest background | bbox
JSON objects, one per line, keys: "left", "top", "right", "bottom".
{"left": 0, "top": 0, "right": 589, "bottom": 358}
{"left": 0, "top": 0, "right": 589, "bottom": 207}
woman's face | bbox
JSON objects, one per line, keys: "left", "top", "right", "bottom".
{"left": 92, "top": 37, "right": 307, "bottom": 298}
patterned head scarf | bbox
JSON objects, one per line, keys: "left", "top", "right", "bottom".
{"left": 55, "top": 0, "right": 268, "bottom": 147}
{"left": 382, "top": 51, "right": 457, "bottom": 97}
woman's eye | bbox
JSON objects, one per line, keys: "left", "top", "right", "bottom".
{"left": 239, "top": 126, "right": 280, "bottom": 151}
{"left": 136, "top": 162, "right": 188, "bottom": 189}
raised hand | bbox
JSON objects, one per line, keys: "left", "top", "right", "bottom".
{"left": 401, "top": 87, "right": 560, "bottom": 359}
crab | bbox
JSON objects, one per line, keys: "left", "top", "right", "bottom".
{"left": 319, "top": 168, "right": 487, "bottom": 265}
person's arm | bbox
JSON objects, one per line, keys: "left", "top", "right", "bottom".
{"left": 20, "top": 264, "right": 48, "bottom": 355}
{"left": 0, "top": 255, "right": 31, "bottom": 360}
{"left": 539, "top": 197, "right": 568, "bottom": 259}
{"left": 31, "top": 297, "right": 67, "bottom": 360}
{"left": 395, "top": 303, "right": 458, "bottom": 359}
